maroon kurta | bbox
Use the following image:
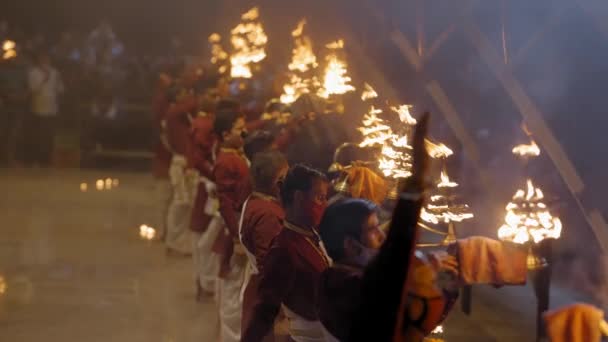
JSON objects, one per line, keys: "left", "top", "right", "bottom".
{"left": 165, "top": 95, "right": 197, "bottom": 155}
{"left": 241, "top": 222, "right": 330, "bottom": 342}
{"left": 317, "top": 265, "right": 363, "bottom": 341}
{"left": 240, "top": 194, "right": 285, "bottom": 332}
{"left": 212, "top": 148, "right": 252, "bottom": 276}
{"left": 188, "top": 115, "right": 217, "bottom": 233}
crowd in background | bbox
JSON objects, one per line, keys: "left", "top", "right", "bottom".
{"left": 0, "top": 19, "right": 190, "bottom": 167}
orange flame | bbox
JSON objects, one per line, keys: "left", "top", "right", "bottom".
{"left": 317, "top": 40, "right": 355, "bottom": 98}
{"left": 390, "top": 104, "right": 416, "bottom": 125}
{"left": 230, "top": 7, "right": 268, "bottom": 79}
{"left": 425, "top": 140, "right": 454, "bottom": 159}
{"left": 361, "top": 83, "right": 378, "bottom": 101}
{"left": 498, "top": 179, "right": 562, "bottom": 244}
{"left": 280, "top": 19, "right": 319, "bottom": 104}
{"left": 512, "top": 140, "right": 541, "bottom": 158}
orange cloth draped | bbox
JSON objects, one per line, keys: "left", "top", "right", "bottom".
{"left": 544, "top": 303, "right": 603, "bottom": 342}
{"left": 448, "top": 236, "right": 527, "bottom": 286}
{"left": 345, "top": 166, "right": 388, "bottom": 205}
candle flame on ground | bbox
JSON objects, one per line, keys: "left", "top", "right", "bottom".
{"left": 139, "top": 224, "right": 156, "bottom": 241}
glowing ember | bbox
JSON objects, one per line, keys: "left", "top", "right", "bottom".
{"left": 438, "top": 171, "right": 458, "bottom": 188}
{"left": 512, "top": 140, "right": 541, "bottom": 158}
{"left": 139, "top": 224, "right": 157, "bottom": 240}
{"left": 498, "top": 179, "right": 562, "bottom": 244}
{"left": 361, "top": 83, "right": 378, "bottom": 101}
{"left": 280, "top": 19, "right": 320, "bottom": 105}
{"left": 209, "top": 33, "right": 228, "bottom": 73}
{"left": 432, "top": 325, "right": 444, "bottom": 334}
{"left": 391, "top": 104, "right": 416, "bottom": 125}
{"left": 230, "top": 7, "right": 268, "bottom": 79}
{"left": 317, "top": 40, "right": 355, "bottom": 98}
{"left": 80, "top": 183, "right": 88, "bottom": 192}
{"left": 425, "top": 139, "right": 454, "bottom": 159}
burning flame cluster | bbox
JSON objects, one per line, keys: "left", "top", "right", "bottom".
{"left": 498, "top": 139, "right": 562, "bottom": 244}
{"left": 317, "top": 40, "right": 355, "bottom": 99}
{"left": 3, "top": 40, "right": 16, "bottom": 60}
{"left": 498, "top": 179, "right": 562, "bottom": 244}
{"left": 357, "top": 102, "right": 414, "bottom": 178}
{"left": 280, "top": 20, "right": 320, "bottom": 105}
{"left": 230, "top": 7, "right": 268, "bottom": 79}
{"left": 420, "top": 170, "right": 474, "bottom": 224}
{"left": 209, "top": 33, "right": 228, "bottom": 74}
{"left": 357, "top": 85, "right": 417, "bottom": 178}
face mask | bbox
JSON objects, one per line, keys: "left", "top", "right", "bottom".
{"left": 304, "top": 200, "right": 326, "bottom": 228}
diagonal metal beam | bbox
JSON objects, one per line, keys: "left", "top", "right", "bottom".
{"left": 463, "top": 20, "right": 608, "bottom": 252}
{"left": 511, "top": 5, "right": 570, "bottom": 68}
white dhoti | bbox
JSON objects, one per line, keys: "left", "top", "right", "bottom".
{"left": 153, "top": 178, "right": 172, "bottom": 241}
{"left": 165, "top": 155, "right": 198, "bottom": 254}
{"left": 218, "top": 252, "right": 247, "bottom": 342}
{"left": 282, "top": 306, "right": 326, "bottom": 342}
{"left": 193, "top": 215, "right": 222, "bottom": 294}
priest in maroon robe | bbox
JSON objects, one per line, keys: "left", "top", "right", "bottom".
{"left": 242, "top": 164, "right": 330, "bottom": 342}
{"left": 212, "top": 109, "right": 251, "bottom": 342}
{"left": 239, "top": 151, "right": 289, "bottom": 339}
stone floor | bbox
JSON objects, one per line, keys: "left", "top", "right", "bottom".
{"left": 0, "top": 168, "right": 584, "bottom": 341}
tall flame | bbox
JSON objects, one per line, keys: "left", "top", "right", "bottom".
{"left": 425, "top": 139, "right": 454, "bottom": 159}
{"left": 230, "top": 7, "right": 268, "bottom": 79}
{"left": 438, "top": 171, "right": 458, "bottom": 188}
{"left": 512, "top": 140, "right": 541, "bottom": 157}
{"left": 361, "top": 83, "right": 378, "bottom": 101}
{"left": 391, "top": 104, "right": 416, "bottom": 125}
{"left": 317, "top": 40, "right": 355, "bottom": 98}
{"left": 498, "top": 179, "right": 562, "bottom": 244}
{"left": 358, "top": 106, "right": 392, "bottom": 147}
{"left": 280, "top": 19, "right": 320, "bottom": 104}
{"left": 209, "top": 33, "right": 228, "bottom": 74}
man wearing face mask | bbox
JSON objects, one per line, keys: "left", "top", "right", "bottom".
{"left": 242, "top": 164, "right": 331, "bottom": 342}
{"left": 316, "top": 199, "right": 384, "bottom": 342}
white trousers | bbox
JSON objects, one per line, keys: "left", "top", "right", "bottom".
{"left": 153, "top": 178, "right": 172, "bottom": 240}
{"left": 165, "top": 156, "right": 198, "bottom": 254}
{"left": 193, "top": 216, "right": 223, "bottom": 293}
{"left": 218, "top": 253, "right": 247, "bottom": 342}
